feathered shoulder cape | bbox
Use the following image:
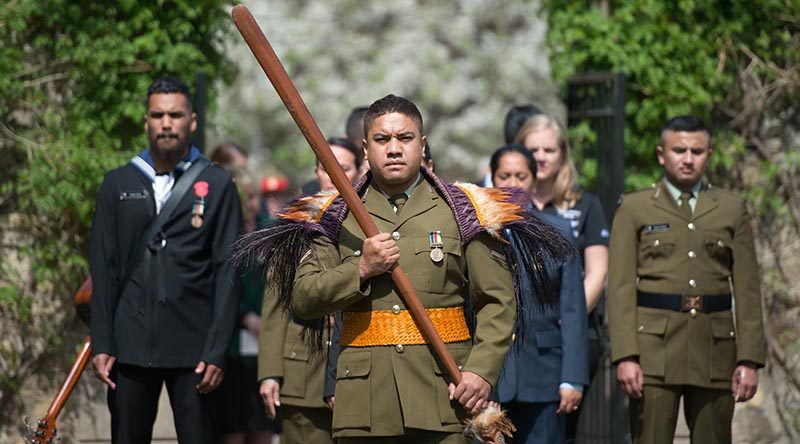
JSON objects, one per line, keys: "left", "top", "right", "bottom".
{"left": 232, "top": 168, "right": 574, "bottom": 349}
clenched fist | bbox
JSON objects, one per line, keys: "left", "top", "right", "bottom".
{"left": 358, "top": 233, "right": 400, "bottom": 281}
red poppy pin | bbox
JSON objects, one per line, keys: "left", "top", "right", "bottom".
{"left": 193, "top": 181, "right": 209, "bottom": 198}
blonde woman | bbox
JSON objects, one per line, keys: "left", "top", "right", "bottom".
{"left": 515, "top": 114, "right": 609, "bottom": 442}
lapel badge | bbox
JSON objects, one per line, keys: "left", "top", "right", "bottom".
{"left": 192, "top": 181, "right": 209, "bottom": 228}
{"left": 429, "top": 230, "right": 444, "bottom": 263}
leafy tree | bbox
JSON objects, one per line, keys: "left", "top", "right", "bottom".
{"left": 0, "top": 0, "right": 232, "bottom": 435}
{"left": 543, "top": 0, "right": 798, "bottom": 189}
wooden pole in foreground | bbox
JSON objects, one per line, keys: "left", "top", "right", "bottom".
{"left": 231, "top": 5, "right": 462, "bottom": 385}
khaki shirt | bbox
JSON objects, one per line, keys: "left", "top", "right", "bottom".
{"left": 607, "top": 180, "right": 765, "bottom": 389}
{"left": 291, "top": 178, "right": 516, "bottom": 437}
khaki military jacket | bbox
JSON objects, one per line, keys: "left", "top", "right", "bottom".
{"left": 608, "top": 180, "right": 765, "bottom": 389}
{"left": 291, "top": 178, "right": 516, "bottom": 437}
{"left": 259, "top": 291, "right": 328, "bottom": 409}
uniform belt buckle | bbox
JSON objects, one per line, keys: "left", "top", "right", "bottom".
{"left": 682, "top": 294, "right": 703, "bottom": 311}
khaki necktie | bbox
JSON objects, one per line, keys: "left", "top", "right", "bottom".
{"left": 389, "top": 194, "right": 407, "bottom": 214}
{"left": 679, "top": 191, "right": 693, "bottom": 220}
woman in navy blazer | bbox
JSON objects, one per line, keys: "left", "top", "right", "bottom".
{"left": 490, "top": 144, "right": 590, "bottom": 444}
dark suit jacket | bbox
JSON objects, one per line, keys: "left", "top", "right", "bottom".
{"left": 496, "top": 213, "right": 589, "bottom": 404}
{"left": 90, "top": 157, "right": 243, "bottom": 368}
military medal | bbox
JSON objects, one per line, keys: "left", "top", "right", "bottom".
{"left": 192, "top": 181, "right": 209, "bottom": 228}
{"left": 429, "top": 230, "right": 444, "bottom": 263}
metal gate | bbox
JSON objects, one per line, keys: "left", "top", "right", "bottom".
{"left": 565, "top": 72, "right": 628, "bottom": 444}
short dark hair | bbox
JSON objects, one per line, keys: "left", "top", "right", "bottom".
{"left": 147, "top": 77, "right": 193, "bottom": 110}
{"left": 363, "top": 94, "right": 423, "bottom": 138}
{"left": 325, "top": 136, "right": 364, "bottom": 168}
{"left": 490, "top": 143, "right": 536, "bottom": 181}
{"left": 661, "top": 115, "right": 710, "bottom": 143}
{"left": 345, "top": 107, "right": 369, "bottom": 145}
{"left": 504, "top": 104, "right": 543, "bottom": 144}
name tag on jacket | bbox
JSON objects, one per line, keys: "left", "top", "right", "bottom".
{"left": 643, "top": 223, "right": 670, "bottom": 234}
{"left": 119, "top": 190, "right": 148, "bottom": 201}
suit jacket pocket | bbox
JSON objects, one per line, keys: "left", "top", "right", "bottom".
{"left": 333, "top": 350, "right": 371, "bottom": 429}
{"left": 709, "top": 315, "right": 737, "bottom": 381}
{"left": 637, "top": 232, "right": 677, "bottom": 277}
{"left": 636, "top": 309, "right": 668, "bottom": 377}
{"left": 704, "top": 234, "right": 733, "bottom": 277}
{"left": 413, "top": 235, "right": 462, "bottom": 294}
{"left": 281, "top": 342, "right": 309, "bottom": 398}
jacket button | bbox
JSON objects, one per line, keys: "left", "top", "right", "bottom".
{"left": 290, "top": 352, "right": 296, "bottom": 358}
{"left": 688, "top": 251, "right": 696, "bottom": 258}
{"left": 395, "top": 344, "right": 404, "bottom": 353}
{"left": 689, "top": 279, "right": 697, "bottom": 287}
{"left": 511, "top": 333, "right": 516, "bottom": 342}
{"left": 391, "top": 304, "right": 401, "bottom": 314}
{"left": 730, "top": 331, "right": 735, "bottom": 338}
{"left": 688, "top": 222, "right": 696, "bottom": 230}
{"left": 690, "top": 308, "right": 697, "bottom": 318}
{"left": 653, "top": 239, "right": 660, "bottom": 247}
{"left": 717, "top": 240, "right": 725, "bottom": 247}
{"left": 354, "top": 250, "right": 361, "bottom": 257}
{"left": 345, "top": 369, "right": 350, "bottom": 376}
{"left": 391, "top": 231, "right": 401, "bottom": 241}
{"left": 637, "top": 325, "right": 644, "bottom": 332}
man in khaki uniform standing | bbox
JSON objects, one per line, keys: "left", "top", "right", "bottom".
{"left": 291, "top": 94, "right": 518, "bottom": 443}
{"left": 259, "top": 137, "right": 364, "bottom": 444}
{"left": 608, "top": 115, "right": 766, "bottom": 444}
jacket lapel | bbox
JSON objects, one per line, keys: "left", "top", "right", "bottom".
{"left": 395, "top": 182, "right": 437, "bottom": 230}
{"left": 652, "top": 181, "right": 686, "bottom": 220}
{"left": 364, "top": 185, "right": 397, "bottom": 225}
{"left": 692, "top": 184, "right": 719, "bottom": 220}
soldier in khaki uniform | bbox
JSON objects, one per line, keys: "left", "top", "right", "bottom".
{"left": 608, "top": 116, "right": 766, "bottom": 444}
{"left": 259, "top": 137, "right": 364, "bottom": 444}
{"left": 291, "top": 95, "right": 517, "bottom": 443}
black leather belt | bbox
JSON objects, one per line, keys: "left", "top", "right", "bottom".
{"left": 637, "top": 291, "right": 732, "bottom": 313}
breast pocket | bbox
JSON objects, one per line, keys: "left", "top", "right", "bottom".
{"left": 638, "top": 232, "right": 677, "bottom": 276}
{"left": 704, "top": 232, "right": 733, "bottom": 277}
{"left": 333, "top": 350, "right": 372, "bottom": 428}
{"left": 413, "top": 235, "right": 463, "bottom": 294}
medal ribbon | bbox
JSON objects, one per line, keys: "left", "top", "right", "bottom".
{"left": 429, "top": 230, "right": 443, "bottom": 248}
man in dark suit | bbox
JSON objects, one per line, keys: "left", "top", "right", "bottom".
{"left": 90, "top": 77, "right": 243, "bottom": 444}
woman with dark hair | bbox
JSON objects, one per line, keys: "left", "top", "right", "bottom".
{"left": 515, "top": 115, "right": 608, "bottom": 442}
{"left": 490, "top": 144, "right": 589, "bottom": 444}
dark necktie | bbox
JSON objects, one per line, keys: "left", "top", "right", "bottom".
{"left": 679, "top": 191, "right": 693, "bottom": 220}
{"left": 389, "top": 194, "right": 407, "bottom": 214}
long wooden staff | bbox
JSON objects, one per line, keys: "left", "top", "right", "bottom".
{"left": 231, "top": 5, "right": 462, "bottom": 385}
{"left": 28, "top": 277, "right": 94, "bottom": 443}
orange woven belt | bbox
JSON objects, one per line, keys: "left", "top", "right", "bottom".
{"left": 340, "top": 307, "right": 471, "bottom": 347}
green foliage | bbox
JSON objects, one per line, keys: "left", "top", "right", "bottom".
{"left": 0, "top": 0, "right": 232, "bottom": 423}
{"left": 542, "top": 0, "right": 799, "bottom": 191}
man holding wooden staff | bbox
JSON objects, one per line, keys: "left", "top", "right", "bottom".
{"left": 235, "top": 93, "right": 572, "bottom": 443}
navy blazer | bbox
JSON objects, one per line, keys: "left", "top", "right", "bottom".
{"left": 496, "top": 213, "right": 589, "bottom": 404}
